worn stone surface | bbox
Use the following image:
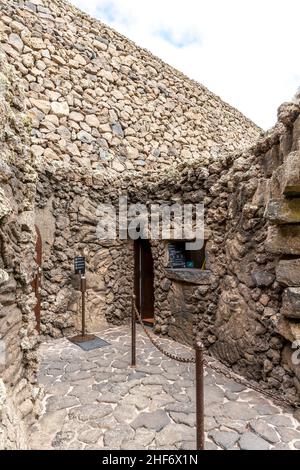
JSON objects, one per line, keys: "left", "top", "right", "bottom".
{"left": 29, "top": 327, "right": 300, "bottom": 450}
{"left": 276, "top": 259, "right": 300, "bottom": 286}
{"left": 281, "top": 288, "right": 300, "bottom": 319}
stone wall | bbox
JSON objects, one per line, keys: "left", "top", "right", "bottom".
{"left": 0, "top": 48, "right": 41, "bottom": 449}
{"left": 0, "top": 0, "right": 260, "bottom": 179}
{"left": 1, "top": 0, "right": 299, "bottom": 427}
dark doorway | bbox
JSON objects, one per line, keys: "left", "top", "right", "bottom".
{"left": 134, "top": 239, "right": 154, "bottom": 325}
{"left": 32, "top": 225, "right": 42, "bottom": 333}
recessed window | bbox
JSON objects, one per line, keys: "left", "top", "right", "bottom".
{"left": 168, "top": 241, "right": 206, "bottom": 269}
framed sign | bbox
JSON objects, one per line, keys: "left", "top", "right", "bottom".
{"left": 74, "top": 256, "right": 86, "bottom": 275}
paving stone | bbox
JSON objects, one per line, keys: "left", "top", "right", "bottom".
{"left": 221, "top": 402, "right": 257, "bottom": 420}
{"left": 69, "top": 404, "right": 113, "bottom": 421}
{"left": 122, "top": 393, "right": 150, "bottom": 410}
{"left": 271, "top": 443, "right": 291, "bottom": 450}
{"left": 114, "top": 404, "right": 138, "bottom": 423}
{"left": 123, "top": 428, "right": 155, "bottom": 448}
{"left": 239, "top": 432, "right": 270, "bottom": 450}
{"left": 267, "top": 415, "right": 294, "bottom": 427}
{"left": 208, "top": 430, "right": 239, "bottom": 449}
{"left": 169, "top": 412, "right": 195, "bottom": 427}
{"left": 46, "top": 395, "right": 79, "bottom": 412}
{"left": 216, "top": 417, "right": 247, "bottom": 434}
{"left": 78, "top": 391, "right": 99, "bottom": 405}
{"left": 205, "top": 417, "right": 218, "bottom": 432}
{"left": 103, "top": 424, "right": 135, "bottom": 449}
{"left": 156, "top": 423, "right": 195, "bottom": 447}
{"left": 225, "top": 382, "right": 247, "bottom": 393}
{"left": 277, "top": 427, "right": 300, "bottom": 443}
{"left": 180, "top": 441, "right": 196, "bottom": 450}
{"left": 294, "top": 440, "right": 300, "bottom": 449}
{"left": 132, "top": 410, "right": 170, "bottom": 431}
{"left": 253, "top": 403, "right": 281, "bottom": 416}
{"left": 52, "top": 431, "right": 75, "bottom": 448}
{"left": 249, "top": 419, "right": 280, "bottom": 443}
{"left": 205, "top": 385, "right": 225, "bottom": 405}
{"left": 97, "top": 392, "right": 119, "bottom": 403}
{"left": 205, "top": 440, "right": 220, "bottom": 450}
{"left": 142, "top": 375, "right": 169, "bottom": 385}
{"left": 78, "top": 428, "right": 102, "bottom": 444}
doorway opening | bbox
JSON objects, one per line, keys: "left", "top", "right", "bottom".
{"left": 134, "top": 239, "right": 155, "bottom": 326}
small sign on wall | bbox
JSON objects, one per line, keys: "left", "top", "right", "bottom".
{"left": 74, "top": 256, "right": 86, "bottom": 275}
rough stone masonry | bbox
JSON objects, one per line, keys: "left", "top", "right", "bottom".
{"left": 0, "top": 0, "right": 300, "bottom": 449}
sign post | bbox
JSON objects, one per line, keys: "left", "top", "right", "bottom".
{"left": 70, "top": 256, "right": 97, "bottom": 344}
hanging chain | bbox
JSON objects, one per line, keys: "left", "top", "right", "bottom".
{"left": 133, "top": 301, "right": 300, "bottom": 410}
{"left": 134, "top": 303, "right": 195, "bottom": 363}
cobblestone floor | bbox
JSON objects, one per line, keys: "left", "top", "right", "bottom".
{"left": 29, "top": 326, "right": 300, "bottom": 450}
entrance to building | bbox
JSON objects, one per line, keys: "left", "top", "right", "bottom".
{"left": 134, "top": 239, "right": 154, "bottom": 325}
{"left": 32, "top": 225, "right": 42, "bottom": 333}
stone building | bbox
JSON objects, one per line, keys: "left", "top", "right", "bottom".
{"left": 0, "top": 0, "right": 300, "bottom": 448}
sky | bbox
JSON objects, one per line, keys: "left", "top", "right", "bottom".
{"left": 70, "top": 0, "right": 300, "bottom": 130}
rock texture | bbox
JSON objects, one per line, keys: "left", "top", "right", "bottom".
{"left": 0, "top": 47, "right": 42, "bottom": 449}
{"left": 1, "top": 0, "right": 300, "bottom": 449}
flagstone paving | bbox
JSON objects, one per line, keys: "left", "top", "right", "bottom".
{"left": 29, "top": 326, "right": 300, "bottom": 450}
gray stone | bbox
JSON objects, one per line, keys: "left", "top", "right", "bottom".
{"left": 8, "top": 33, "right": 23, "bottom": 52}
{"left": 113, "top": 404, "right": 138, "bottom": 423}
{"left": 156, "top": 423, "right": 194, "bottom": 447}
{"left": 111, "top": 122, "right": 124, "bottom": 137}
{"left": 267, "top": 415, "right": 293, "bottom": 427}
{"left": 221, "top": 402, "right": 257, "bottom": 420}
{"left": 169, "top": 412, "right": 195, "bottom": 427}
{"left": 253, "top": 403, "right": 280, "bottom": 416}
{"left": 281, "top": 287, "right": 300, "bottom": 319}
{"left": 277, "top": 427, "right": 300, "bottom": 443}
{"left": 52, "top": 431, "right": 75, "bottom": 448}
{"left": 251, "top": 271, "right": 275, "bottom": 287}
{"left": 69, "top": 404, "right": 113, "bottom": 421}
{"left": 239, "top": 432, "right": 270, "bottom": 450}
{"left": 249, "top": 419, "right": 280, "bottom": 443}
{"left": 78, "top": 428, "right": 102, "bottom": 444}
{"left": 103, "top": 424, "right": 135, "bottom": 449}
{"left": 77, "top": 130, "right": 93, "bottom": 143}
{"left": 131, "top": 410, "right": 170, "bottom": 431}
{"left": 294, "top": 441, "right": 300, "bottom": 449}
{"left": 277, "top": 259, "right": 300, "bottom": 286}
{"left": 208, "top": 430, "right": 239, "bottom": 449}
{"left": 46, "top": 395, "right": 79, "bottom": 412}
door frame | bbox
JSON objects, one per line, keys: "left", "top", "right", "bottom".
{"left": 33, "top": 225, "right": 42, "bottom": 333}
{"left": 134, "top": 239, "right": 155, "bottom": 323}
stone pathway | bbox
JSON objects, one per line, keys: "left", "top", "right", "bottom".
{"left": 29, "top": 326, "right": 300, "bottom": 450}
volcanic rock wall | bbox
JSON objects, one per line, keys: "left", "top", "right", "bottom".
{"left": 0, "top": 0, "right": 260, "bottom": 337}
{"left": 0, "top": 0, "right": 259, "bottom": 179}
{"left": 0, "top": 48, "right": 41, "bottom": 448}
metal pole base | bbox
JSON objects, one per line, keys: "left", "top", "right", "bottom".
{"left": 69, "top": 334, "right": 98, "bottom": 344}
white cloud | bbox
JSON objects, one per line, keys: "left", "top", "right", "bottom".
{"left": 70, "top": 0, "right": 300, "bottom": 130}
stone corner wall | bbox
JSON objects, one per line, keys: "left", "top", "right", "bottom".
{"left": 0, "top": 46, "right": 42, "bottom": 449}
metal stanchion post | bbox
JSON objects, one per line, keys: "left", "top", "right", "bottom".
{"left": 81, "top": 274, "right": 86, "bottom": 338}
{"left": 195, "top": 339, "right": 205, "bottom": 450}
{"left": 131, "top": 295, "right": 136, "bottom": 367}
